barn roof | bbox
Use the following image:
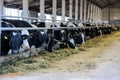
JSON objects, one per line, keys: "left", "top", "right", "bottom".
{"left": 4, "top": 0, "right": 120, "bottom": 16}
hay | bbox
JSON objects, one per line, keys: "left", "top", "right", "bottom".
{"left": 0, "top": 31, "right": 120, "bottom": 74}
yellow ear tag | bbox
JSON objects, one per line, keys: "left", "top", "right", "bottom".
{"left": 4, "top": 36, "right": 8, "bottom": 40}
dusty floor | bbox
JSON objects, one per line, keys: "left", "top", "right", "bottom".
{"left": 0, "top": 37, "right": 120, "bottom": 80}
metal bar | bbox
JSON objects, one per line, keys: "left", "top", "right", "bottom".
{"left": 84, "top": 0, "right": 87, "bottom": 22}
{"left": 62, "top": 0, "right": 65, "bottom": 22}
{"left": 108, "top": 7, "right": 110, "bottom": 24}
{"left": 80, "top": 0, "right": 83, "bottom": 21}
{"left": 0, "top": 0, "right": 4, "bottom": 55}
{"left": 40, "top": 0, "right": 46, "bottom": 22}
{"left": 2, "top": 16, "right": 62, "bottom": 22}
{"left": 1, "top": 26, "right": 110, "bottom": 31}
{"left": 69, "top": 0, "right": 73, "bottom": 19}
{"left": 75, "top": 0, "right": 78, "bottom": 20}
{"left": 22, "top": 0, "right": 29, "bottom": 22}
{"left": 53, "top": 0, "right": 57, "bottom": 20}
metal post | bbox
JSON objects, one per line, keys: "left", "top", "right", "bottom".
{"left": 62, "top": 0, "right": 65, "bottom": 22}
{"left": 93, "top": 4, "right": 95, "bottom": 23}
{"left": 52, "top": 0, "right": 57, "bottom": 37}
{"left": 98, "top": 7, "right": 100, "bottom": 23}
{"left": 101, "top": 8, "right": 103, "bottom": 23}
{"left": 0, "top": 0, "right": 3, "bottom": 55}
{"left": 96, "top": 6, "right": 98, "bottom": 23}
{"left": 75, "top": 0, "right": 78, "bottom": 20}
{"left": 69, "top": 0, "right": 72, "bottom": 19}
{"left": 40, "top": 0, "right": 46, "bottom": 22}
{"left": 91, "top": 3, "right": 93, "bottom": 23}
{"left": 22, "top": 0, "right": 29, "bottom": 21}
{"left": 108, "top": 7, "right": 111, "bottom": 24}
{"left": 80, "top": 0, "right": 83, "bottom": 21}
{"left": 84, "top": 0, "right": 87, "bottom": 22}
{"left": 95, "top": 5, "right": 97, "bottom": 23}
{"left": 53, "top": 0, "right": 57, "bottom": 20}
{"left": 87, "top": 1, "right": 90, "bottom": 21}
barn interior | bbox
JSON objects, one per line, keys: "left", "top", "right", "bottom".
{"left": 0, "top": 0, "right": 120, "bottom": 79}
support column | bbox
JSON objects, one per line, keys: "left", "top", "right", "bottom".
{"left": 90, "top": 3, "right": 93, "bottom": 23}
{"left": 80, "top": 0, "right": 83, "bottom": 21}
{"left": 101, "top": 8, "right": 103, "bottom": 23}
{"left": 40, "top": 0, "right": 46, "bottom": 22}
{"left": 98, "top": 7, "right": 100, "bottom": 23}
{"left": 69, "top": 0, "right": 73, "bottom": 19}
{"left": 87, "top": 1, "right": 90, "bottom": 21}
{"left": 100, "top": 8, "right": 102, "bottom": 23}
{"left": 3, "top": 6, "right": 5, "bottom": 16}
{"left": 62, "top": 0, "right": 65, "bottom": 22}
{"left": 84, "top": 0, "right": 87, "bottom": 22}
{"left": 108, "top": 7, "right": 111, "bottom": 24}
{"left": 0, "top": 0, "right": 4, "bottom": 55}
{"left": 75, "top": 0, "right": 78, "bottom": 20}
{"left": 96, "top": 6, "right": 99, "bottom": 23}
{"left": 93, "top": 4, "right": 96, "bottom": 23}
{"left": 22, "top": 0, "right": 29, "bottom": 21}
{"left": 97, "top": 7, "right": 99, "bottom": 23}
{"left": 53, "top": 0, "right": 57, "bottom": 20}
{"left": 95, "top": 5, "right": 97, "bottom": 23}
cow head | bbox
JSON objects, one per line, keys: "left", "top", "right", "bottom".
{"left": 7, "top": 23, "right": 22, "bottom": 54}
{"left": 9, "top": 31, "right": 22, "bottom": 54}
{"left": 21, "top": 29, "right": 30, "bottom": 50}
{"left": 1, "top": 21, "right": 22, "bottom": 55}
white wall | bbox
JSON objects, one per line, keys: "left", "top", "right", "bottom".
{"left": 102, "top": 8, "right": 120, "bottom": 22}
{"left": 102, "top": 2, "right": 120, "bottom": 23}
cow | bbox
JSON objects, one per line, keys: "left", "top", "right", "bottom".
{"left": 36, "top": 22, "right": 47, "bottom": 49}
{"left": 2, "top": 19, "right": 38, "bottom": 51}
{"left": 1, "top": 21, "right": 22, "bottom": 56}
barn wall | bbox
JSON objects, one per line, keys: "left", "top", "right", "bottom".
{"left": 102, "top": 2, "right": 120, "bottom": 25}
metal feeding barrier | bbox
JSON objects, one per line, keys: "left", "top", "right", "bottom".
{"left": 0, "top": 15, "right": 111, "bottom": 56}
{"left": 1, "top": 16, "right": 110, "bottom": 31}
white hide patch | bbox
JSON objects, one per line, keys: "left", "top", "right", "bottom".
{"left": 31, "top": 45, "right": 36, "bottom": 49}
{"left": 21, "top": 29, "right": 29, "bottom": 36}
{"left": 8, "top": 49, "right": 12, "bottom": 54}
{"left": 78, "top": 23, "right": 84, "bottom": 28}
{"left": 69, "top": 38, "right": 77, "bottom": 49}
{"left": 40, "top": 31, "right": 45, "bottom": 35}
{"left": 22, "top": 39, "right": 30, "bottom": 50}
{"left": 67, "top": 22, "right": 76, "bottom": 27}
{"left": 99, "top": 30, "right": 102, "bottom": 36}
{"left": 69, "top": 38, "right": 75, "bottom": 46}
{"left": 61, "top": 30, "right": 65, "bottom": 33}
{"left": 13, "top": 32, "right": 18, "bottom": 36}
{"left": 81, "top": 33, "right": 85, "bottom": 44}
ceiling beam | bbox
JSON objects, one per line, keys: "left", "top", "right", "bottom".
{"left": 102, "top": 0, "right": 120, "bottom": 8}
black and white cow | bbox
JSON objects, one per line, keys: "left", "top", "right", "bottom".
{"left": 36, "top": 22, "right": 47, "bottom": 49}
{"left": 2, "top": 19, "right": 38, "bottom": 51}
{"left": 1, "top": 21, "right": 22, "bottom": 56}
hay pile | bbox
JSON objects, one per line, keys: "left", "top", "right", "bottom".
{"left": 0, "top": 31, "right": 120, "bottom": 74}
